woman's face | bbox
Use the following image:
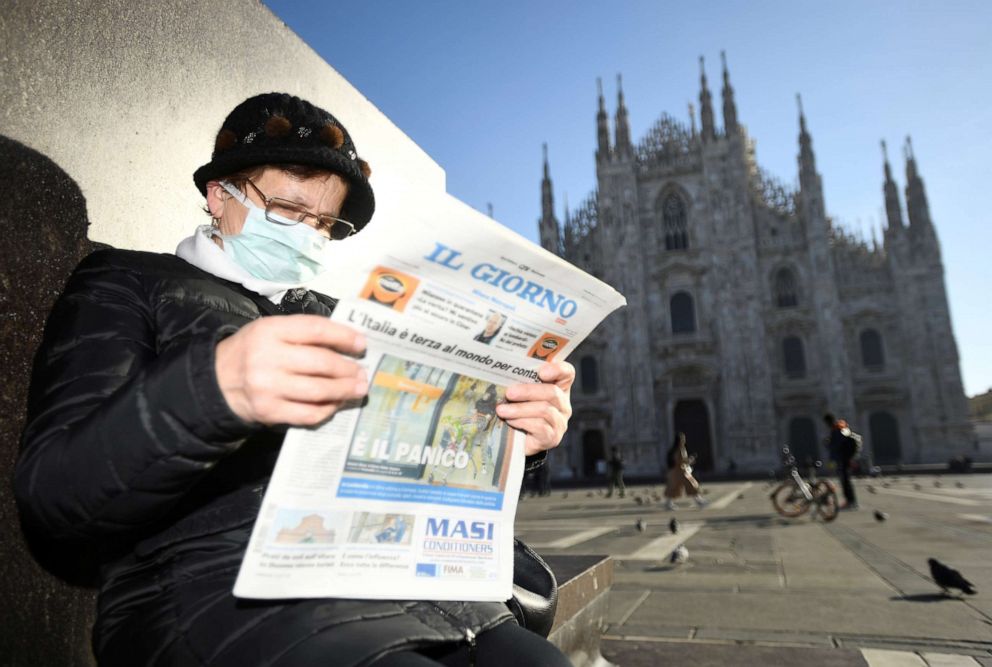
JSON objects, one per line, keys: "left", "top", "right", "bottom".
{"left": 206, "top": 166, "right": 349, "bottom": 246}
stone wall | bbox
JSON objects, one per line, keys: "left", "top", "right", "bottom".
{"left": 0, "top": 2, "right": 483, "bottom": 663}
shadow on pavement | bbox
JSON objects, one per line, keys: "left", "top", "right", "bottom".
{"left": 890, "top": 593, "right": 952, "bottom": 603}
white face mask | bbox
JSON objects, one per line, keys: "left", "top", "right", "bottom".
{"left": 217, "top": 181, "right": 330, "bottom": 284}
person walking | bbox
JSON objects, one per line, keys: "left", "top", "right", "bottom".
{"left": 824, "top": 413, "right": 860, "bottom": 510}
{"left": 606, "top": 446, "right": 626, "bottom": 498}
{"left": 664, "top": 432, "right": 708, "bottom": 510}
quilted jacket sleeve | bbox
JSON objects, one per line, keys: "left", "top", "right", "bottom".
{"left": 15, "top": 251, "right": 258, "bottom": 542}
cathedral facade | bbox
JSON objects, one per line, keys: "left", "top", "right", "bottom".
{"left": 539, "top": 55, "right": 973, "bottom": 478}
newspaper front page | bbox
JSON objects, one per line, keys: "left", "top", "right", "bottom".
{"left": 234, "top": 204, "right": 626, "bottom": 601}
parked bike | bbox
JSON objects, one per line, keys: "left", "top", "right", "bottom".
{"left": 770, "top": 446, "right": 839, "bottom": 522}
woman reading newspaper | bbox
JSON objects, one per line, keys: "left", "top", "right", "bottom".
{"left": 15, "top": 93, "right": 574, "bottom": 667}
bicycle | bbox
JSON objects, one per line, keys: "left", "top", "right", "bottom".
{"left": 770, "top": 446, "right": 839, "bottom": 522}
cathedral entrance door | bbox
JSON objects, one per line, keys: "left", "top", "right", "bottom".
{"left": 869, "top": 411, "right": 902, "bottom": 465}
{"left": 673, "top": 400, "right": 713, "bottom": 473}
{"left": 582, "top": 430, "right": 606, "bottom": 478}
{"left": 788, "top": 417, "right": 819, "bottom": 467}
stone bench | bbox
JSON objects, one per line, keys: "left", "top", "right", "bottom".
{"left": 545, "top": 555, "right": 615, "bottom": 667}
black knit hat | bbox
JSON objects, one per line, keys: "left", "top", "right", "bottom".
{"left": 193, "top": 92, "right": 375, "bottom": 229}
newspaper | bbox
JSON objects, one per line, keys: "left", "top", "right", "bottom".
{"left": 233, "top": 203, "right": 626, "bottom": 601}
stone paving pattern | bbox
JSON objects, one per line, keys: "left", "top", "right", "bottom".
{"left": 516, "top": 475, "right": 992, "bottom": 665}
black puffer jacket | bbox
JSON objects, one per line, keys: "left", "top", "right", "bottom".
{"left": 15, "top": 249, "right": 513, "bottom": 666}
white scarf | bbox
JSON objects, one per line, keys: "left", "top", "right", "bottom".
{"left": 175, "top": 225, "right": 308, "bottom": 304}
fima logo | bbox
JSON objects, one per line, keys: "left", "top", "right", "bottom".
{"left": 425, "top": 518, "right": 495, "bottom": 541}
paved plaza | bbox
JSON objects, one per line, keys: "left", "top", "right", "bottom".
{"left": 516, "top": 474, "right": 992, "bottom": 666}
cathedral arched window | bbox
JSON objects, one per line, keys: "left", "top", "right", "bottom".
{"left": 860, "top": 329, "right": 885, "bottom": 371}
{"left": 662, "top": 193, "right": 689, "bottom": 250}
{"left": 782, "top": 336, "right": 806, "bottom": 378}
{"left": 579, "top": 356, "right": 599, "bottom": 394}
{"left": 670, "top": 292, "right": 696, "bottom": 334}
{"left": 774, "top": 267, "right": 799, "bottom": 308}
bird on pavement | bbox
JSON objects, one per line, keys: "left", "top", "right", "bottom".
{"left": 934, "top": 480, "right": 942, "bottom": 488}
{"left": 955, "top": 481, "right": 965, "bottom": 489}
{"left": 737, "top": 493, "right": 745, "bottom": 500}
{"left": 561, "top": 492, "right": 568, "bottom": 499}
{"left": 635, "top": 496, "right": 645, "bottom": 505}
{"left": 669, "top": 544, "right": 689, "bottom": 564}
{"left": 874, "top": 510, "right": 888, "bottom": 522}
{"left": 867, "top": 485, "right": 876, "bottom": 494}
{"left": 882, "top": 482, "right": 891, "bottom": 488}
{"left": 928, "top": 558, "right": 976, "bottom": 596}
{"left": 635, "top": 519, "right": 646, "bottom": 533}
{"left": 669, "top": 518, "right": 679, "bottom": 534}
{"left": 913, "top": 483, "right": 922, "bottom": 491}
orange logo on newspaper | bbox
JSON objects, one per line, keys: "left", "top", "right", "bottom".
{"left": 527, "top": 333, "right": 568, "bottom": 362}
{"left": 359, "top": 266, "right": 419, "bottom": 312}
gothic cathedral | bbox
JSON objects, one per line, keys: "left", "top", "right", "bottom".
{"left": 539, "top": 54, "right": 973, "bottom": 478}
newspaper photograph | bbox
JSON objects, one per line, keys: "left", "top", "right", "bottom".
{"left": 234, "top": 205, "right": 625, "bottom": 601}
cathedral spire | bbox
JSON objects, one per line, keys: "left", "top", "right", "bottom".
{"left": 596, "top": 77, "right": 611, "bottom": 161}
{"left": 562, "top": 192, "right": 574, "bottom": 251}
{"left": 688, "top": 102, "right": 697, "bottom": 138}
{"left": 881, "top": 139, "right": 904, "bottom": 231}
{"left": 720, "top": 50, "right": 738, "bottom": 136}
{"left": 797, "top": 94, "right": 816, "bottom": 176}
{"left": 903, "top": 135, "right": 934, "bottom": 233}
{"left": 795, "top": 93, "right": 825, "bottom": 222}
{"left": 539, "top": 143, "right": 561, "bottom": 254}
{"left": 614, "top": 73, "right": 632, "bottom": 157}
{"left": 698, "top": 56, "right": 716, "bottom": 142}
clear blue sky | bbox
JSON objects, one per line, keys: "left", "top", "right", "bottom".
{"left": 265, "top": 0, "right": 990, "bottom": 397}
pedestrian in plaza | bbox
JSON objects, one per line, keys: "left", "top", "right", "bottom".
{"left": 606, "top": 445, "right": 626, "bottom": 498}
{"left": 664, "top": 432, "right": 708, "bottom": 510}
{"left": 14, "top": 92, "right": 575, "bottom": 667}
{"left": 824, "top": 413, "right": 860, "bottom": 510}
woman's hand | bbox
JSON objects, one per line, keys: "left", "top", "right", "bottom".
{"left": 496, "top": 361, "right": 575, "bottom": 456}
{"left": 215, "top": 315, "right": 368, "bottom": 426}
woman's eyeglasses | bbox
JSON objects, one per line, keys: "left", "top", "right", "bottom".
{"left": 245, "top": 178, "right": 355, "bottom": 240}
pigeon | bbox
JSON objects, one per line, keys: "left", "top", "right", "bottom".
{"left": 934, "top": 480, "right": 942, "bottom": 488}
{"left": 669, "top": 544, "right": 689, "bottom": 564}
{"left": 874, "top": 510, "right": 888, "bottom": 522}
{"left": 913, "top": 483, "right": 922, "bottom": 491}
{"left": 586, "top": 492, "right": 593, "bottom": 498}
{"left": 737, "top": 493, "right": 745, "bottom": 500}
{"left": 867, "top": 485, "right": 876, "bottom": 494}
{"left": 882, "top": 482, "right": 891, "bottom": 488}
{"left": 635, "top": 519, "right": 647, "bottom": 533}
{"left": 955, "top": 481, "right": 965, "bottom": 489}
{"left": 635, "top": 496, "right": 645, "bottom": 505}
{"left": 669, "top": 518, "right": 680, "bottom": 534}
{"left": 562, "top": 492, "right": 568, "bottom": 499}
{"left": 928, "top": 558, "right": 976, "bottom": 596}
